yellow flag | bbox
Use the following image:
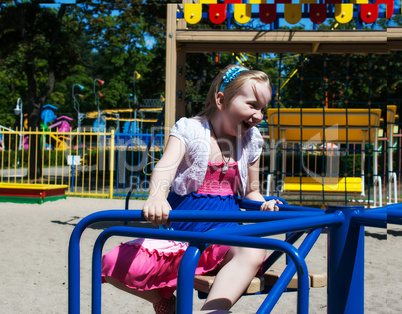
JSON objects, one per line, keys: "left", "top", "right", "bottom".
{"left": 134, "top": 71, "right": 141, "bottom": 79}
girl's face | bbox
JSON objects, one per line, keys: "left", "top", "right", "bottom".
{"left": 218, "top": 80, "right": 270, "bottom": 138}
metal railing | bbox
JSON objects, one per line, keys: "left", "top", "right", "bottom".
{"left": 68, "top": 200, "right": 392, "bottom": 313}
{"left": 0, "top": 128, "right": 163, "bottom": 199}
{"left": 1, "top": 125, "right": 400, "bottom": 204}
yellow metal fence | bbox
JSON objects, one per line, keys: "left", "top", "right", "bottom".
{"left": 1, "top": 124, "right": 399, "bottom": 205}
{"left": 0, "top": 129, "right": 115, "bottom": 198}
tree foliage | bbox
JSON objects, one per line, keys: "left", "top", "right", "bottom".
{"left": 0, "top": 1, "right": 399, "bottom": 179}
{"left": 0, "top": 0, "right": 182, "bottom": 177}
{"left": 0, "top": 1, "right": 399, "bottom": 130}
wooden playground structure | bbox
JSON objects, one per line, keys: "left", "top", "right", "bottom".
{"left": 164, "top": 1, "right": 402, "bottom": 207}
{"left": 164, "top": 1, "right": 401, "bottom": 130}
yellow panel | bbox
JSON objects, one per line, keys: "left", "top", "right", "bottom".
{"left": 234, "top": 4, "right": 252, "bottom": 24}
{"left": 249, "top": 0, "right": 267, "bottom": 3}
{"left": 387, "top": 105, "right": 397, "bottom": 123}
{"left": 266, "top": 108, "right": 382, "bottom": 143}
{"left": 349, "top": 0, "right": 368, "bottom": 3}
{"left": 334, "top": 3, "right": 353, "bottom": 24}
{"left": 184, "top": 4, "right": 202, "bottom": 24}
{"left": 387, "top": 105, "right": 397, "bottom": 138}
{"left": 283, "top": 177, "right": 362, "bottom": 193}
{"left": 200, "top": 0, "right": 218, "bottom": 3}
{"left": 284, "top": 4, "right": 302, "bottom": 24}
{"left": 0, "top": 183, "right": 69, "bottom": 190}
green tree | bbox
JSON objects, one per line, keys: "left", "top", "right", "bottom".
{"left": 0, "top": 1, "right": 182, "bottom": 177}
{"left": 0, "top": 1, "right": 80, "bottom": 177}
{"left": 63, "top": 1, "right": 180, "bottom": 123}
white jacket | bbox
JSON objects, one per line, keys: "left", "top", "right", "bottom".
{"left": 170, "top": 116, "right": 263, "bottom": 198}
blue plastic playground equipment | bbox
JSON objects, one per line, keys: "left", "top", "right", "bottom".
{"left": 122, "top": 120, "right": 140, "bottom": 135}
{"left": 68, "top": 200, "right": 393, "bottom": 314}
{"left": 41, "top": 104, "right": 58, "bottom": 126}
{"left": 92, "top": 118, "right": 106, "bottom": 133}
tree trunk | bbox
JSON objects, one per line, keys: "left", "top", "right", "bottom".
{"left": 17, "top": 2, "right": 67, "bottom": 181}
{"left": 25, "top": 58, "right": 42, "bottom": 180}
{"left": 17, "top": 2, "right": 42, "bottom": 180}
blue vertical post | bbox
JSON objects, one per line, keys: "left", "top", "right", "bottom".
{"left": 69, "top": 224, "right": 83, "bottom": 313}
{"left": 326, "top": 205, "right": 365, "bottom": 314}
{"left": 176, "top": 245, "right": 202, "bottom": 314}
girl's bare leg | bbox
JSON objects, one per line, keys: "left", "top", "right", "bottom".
{"left": 201, "top": 247, "right": 266, "bottom": 311}
{"left": 104, "top": 275, "right": 164, "bottom": 304}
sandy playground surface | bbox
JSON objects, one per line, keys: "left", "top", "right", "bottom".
{"left": 0, "top": 197, "right": 400, "bottom": 313}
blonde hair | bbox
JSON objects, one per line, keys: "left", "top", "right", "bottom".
{"left": 199, "top": 64, "right": 271, "bottom": 120}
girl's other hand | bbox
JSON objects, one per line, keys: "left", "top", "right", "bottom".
{"left": 260, "top": 199, "right": 282, "bottom": 211}
{"left": 143, "top": 196, "right": 172, "bottom": 226}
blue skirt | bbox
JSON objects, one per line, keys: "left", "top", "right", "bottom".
{"left": 167, "top": 191, "right": 240, "bottom": 232}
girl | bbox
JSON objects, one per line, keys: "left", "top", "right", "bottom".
{"left": 101, "top": 65, "right": 281, "bottom": 313}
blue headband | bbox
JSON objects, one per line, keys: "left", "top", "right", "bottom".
{"left": 219, "top": 67, "right": 249, "bottom": 92}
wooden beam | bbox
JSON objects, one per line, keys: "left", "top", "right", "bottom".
{"left": 176, "top": 30, "right": 387, "bottom": 44}
{"left": 179, "top": 42, "right": 388, "bottom": 54}
{"left": 387, "top": 27, "right": 402, "bottom": 40}
{"left": 388, "top": 27, "right": 402, "bottom": 51}
{"left": 165, "top": 4, "right": 178, "bottom": 144}
{"left": 176, "top": 30, "right": 389, "bottom": 54}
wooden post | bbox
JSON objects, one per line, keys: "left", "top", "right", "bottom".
{"left": 176, "top": 1, "right": 190, "bottom": 119}
{"left": 165, "top": 4, "right": 178, "bottom": 144}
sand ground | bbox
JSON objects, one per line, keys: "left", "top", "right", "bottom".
{"left": 0, "top": 197, "right": 400, "bottom": 313}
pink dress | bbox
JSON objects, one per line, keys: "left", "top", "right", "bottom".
{"left": 101, "top": 162, "right": 240, "bottom": 299}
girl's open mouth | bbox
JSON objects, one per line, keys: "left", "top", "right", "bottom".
{"left": 242, "top": 121, "right": 252, "bottom": 129}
